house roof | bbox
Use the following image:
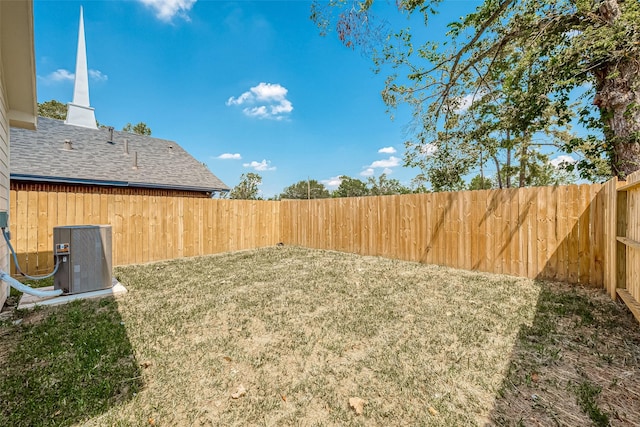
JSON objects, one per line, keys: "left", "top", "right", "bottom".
{"left": 10, "top": 117, "right": 230, "bottom": 193}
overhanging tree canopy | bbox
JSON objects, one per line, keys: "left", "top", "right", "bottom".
{"left": 313, "top": 0, "right": 640, "bottom": 181}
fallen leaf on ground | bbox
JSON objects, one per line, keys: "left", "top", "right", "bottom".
{"left": 148, "top": 417, "right": 155, "bottom": 425}
{"left": 223, "top": 356, "right": 232, "bottom": 362}
{"left": 281, "top": 394, "right": 287, "bottom": 402}
{"left": 231, "top": 385, "right": 247, "bottom": 399}
{"left": 531, "top": 372, "right": 539, "bottom": 383}
{"left": 141, "top": 361, "right": 152, "bottom": 369}
{"left": 428, "top": 406, "right": 438, "bottom": 416}
{"left": 349, "top": 397, "right": 367, "bottom": 415}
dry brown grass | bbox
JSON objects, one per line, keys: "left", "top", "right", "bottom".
{"left": 75, "top": 246, "right": 640, "bottom": 426}
{"left": 490, "top": 283, "right": 640, "bottom": 426}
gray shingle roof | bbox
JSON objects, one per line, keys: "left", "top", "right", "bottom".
{"left": 10, "top": 117, "right": 229, "bottom": 193}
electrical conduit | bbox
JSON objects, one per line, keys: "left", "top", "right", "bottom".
{"left": 1, "top": 227, "right": 63, "bottom": 298}
{"left": 0, "top": 271, "right": 63, "bottom": 298}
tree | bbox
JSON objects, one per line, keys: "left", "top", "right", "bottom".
{"left": 229, "top": 173, "right": 262, "bottom": 200}
{"left": 513, "top": 154, "right": 577, "bottom": 187}
{"left": 409, "top": 174, "right": 430, "bottom": 193}
{"left": 313, "top": 0, "right": 640, "bottom": 180}
{"left": 38, "top": 100, "right": 153, "bottom": 136}
{"left": 38, "top": 100, "right": 67, "bottom": 120}
{"left": 280, "top": 179, "right": 331, "bottom": 199}
{"left": 367, "top": 173, "right": 410, "bottom": 196}
{"left": 422, "top": 143, "right": 472, "bottom": 192}
{"left": 468, "top": 175, "right": 493, "bottom": 191}
{"left": 333, "top": 175, "right": 369, "bottom": 197}
{"left": 423, "top": 51, "right": 588, "bottom": 189}
{"left": 123, "top": 122, "right": 152, "bottom": 136}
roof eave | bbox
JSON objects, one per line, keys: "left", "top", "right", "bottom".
{"left": 127, "top": 181, "right": 229, "bottom": 193}
{"left": 11, "top": 174, "right": 130, "bottom": 187}
{"left": 1, "top": 0, "right": 37, "bottom": 130}
{"left": 11, "top": 174, "right": 230, "bottom": 194}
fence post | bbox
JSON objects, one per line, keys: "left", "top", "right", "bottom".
{"left": 602, "top": 178, "right": 618, "bottom": 299}
{"left": 616, "top": 189, "right": 627, "bottom": 298}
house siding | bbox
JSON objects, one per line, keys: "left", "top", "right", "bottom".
{"left": 11, "top": 181, "right": 213, "bottom": 198}
{"left": 0, "top": 28, "right": 11, "bottom": 308}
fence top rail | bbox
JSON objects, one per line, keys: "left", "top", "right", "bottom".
{"left": 617, "top": 180, "right": 640, "bottom": 193}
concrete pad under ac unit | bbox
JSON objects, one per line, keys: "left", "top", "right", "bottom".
{"left": 18, "top": 278, "right": 127, "bottom": 310}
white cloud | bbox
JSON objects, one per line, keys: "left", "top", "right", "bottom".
{"left": 40, "top": 68, "right": 108, "bottom": 84}
{"left": 243, "top": 106, "right": 268, "bottom": 118}
{"left": 227, "top": 83, "right": 293, "bottom": 120}
{"left": 378, "top": 146, "right": 396, "bottom": 154}
{"left": 217, "top": 153, "right": 241, "bottom": 160}
{"left": 88, "top": 69, "right": 108, "bottom": 82}
{"left": 369, "top": 156, "right": 401, "bottom": 169}
{"left": 456, "top": 93, "right": 476, "bottom": 112}
{"left": 243, "top": 159, "right": 276, "bottom": 171}
{"left": 226, "top": 92, "right": 251, "bottom": 106}
{"left": 564, "top": 29, "right": 581, "bottom": 39}
{"left": 252, "top": 82, "right": 288, "bottom": 101}
{"left": 45, "top": 69, "right": 75, "bottom": 82}
{"left": 138, "top": 0, "right": 196, "bottom": 22}
{"left": 270, "top": 99, "right": 293, "bottom": 115}
{"left": 550, "top": 155, "right": 576, "bottom": 168}
{"left": 321, "top": 176, "right": 343, "bottom": 188}
{"left": 454, "top": 90, "right": 488, "bottom": 113}
{"left": 421, "top": 143, "right": 437, "bottom": 156}
{"left": 360, "top": 156, "right": 401, "bottom": 177}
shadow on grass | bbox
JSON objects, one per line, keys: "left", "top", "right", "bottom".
{"left": 488, "top": 282, "right": 640, "bottom": 426}
{"left": 0, "top": 297, "right": 142, "bottom": 427}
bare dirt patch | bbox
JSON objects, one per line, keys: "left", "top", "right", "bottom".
{"left": 76, "top": 246, "right": 640, "bottom": 426}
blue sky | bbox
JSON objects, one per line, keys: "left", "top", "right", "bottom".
{"left": 33, "top": 0, "right": 489, "bottom": 197}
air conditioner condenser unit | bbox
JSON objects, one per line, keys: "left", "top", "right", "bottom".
{"left": 53, "top": 225, "right": 113, "bottom": 295}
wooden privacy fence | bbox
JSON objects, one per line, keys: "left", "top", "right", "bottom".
{"left": 281, "top": 184, "right": 606, "bottom": 287}
{"left": 11, "top": 183, "right": 607, "bottom": 284}
{"left": 8, "top": 178, "right": 640, "bottom": 322}
{"left": 610, "top": 171, "right": 640, "bottom": 321}
{"left": 8, "top": 191, "right": 280, "bottom": 275}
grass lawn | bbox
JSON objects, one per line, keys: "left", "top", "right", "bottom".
{"left": 1, "top": 246, "right": 639, "bottom": 426}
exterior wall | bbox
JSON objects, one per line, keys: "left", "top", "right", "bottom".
{"left": 0, "top": 27, "right": 10, "bottom": 307}
{"left": 0, "top": 0, "right": 37, "bottom": 308}
{"left": 11, "top": 181, "right": 213, "bottom": 198}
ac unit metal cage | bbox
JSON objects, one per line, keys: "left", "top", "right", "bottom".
{"left": 53, "top": 225, "right": 113, "bottom": 294}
